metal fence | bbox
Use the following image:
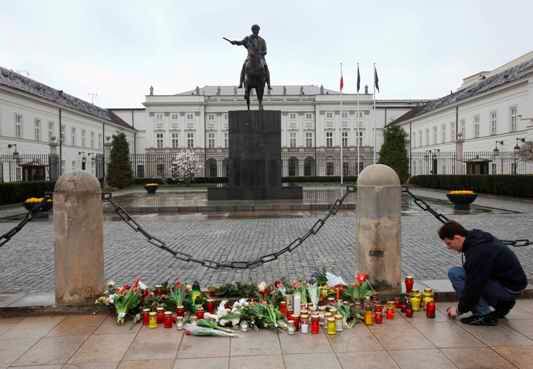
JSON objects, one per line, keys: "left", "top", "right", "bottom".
{"left": 409, "top": 151, "right": 531, "bottom": 176}
{"left": 1, "top": 150, "right": 531, "bottom": 183}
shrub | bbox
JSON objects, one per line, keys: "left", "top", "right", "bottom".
{"left": 107, "top": 133, "right": 133, "bottom": 189}
{"left": 0, "top": 181, "right": 55, "bottom": 205}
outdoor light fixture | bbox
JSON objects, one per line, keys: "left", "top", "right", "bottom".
{"left": 514, "top": 138, "right": 526, "bottom": 154}
{"left": 493, "top": 140, "right": 504, "bottom": 156}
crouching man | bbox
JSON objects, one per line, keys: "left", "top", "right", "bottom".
{"left": 439, "top": 221, "right": 527, "bottom": 326}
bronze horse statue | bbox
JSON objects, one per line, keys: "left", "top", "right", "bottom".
{"left": 243, "top": 52, "right": 266, "bottom": 110}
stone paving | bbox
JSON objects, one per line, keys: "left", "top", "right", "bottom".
{"left": 1, "top": 300, "right": 533, "bottom": 369}
{"left": 1, "top": 187, "right": 533, "bottom": 293}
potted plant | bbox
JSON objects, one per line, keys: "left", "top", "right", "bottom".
{"left": 144, "top": 183, "right": 159, "bottom": 194}
{"left": 446, "top": 190, "right": 477, "bottom": 210}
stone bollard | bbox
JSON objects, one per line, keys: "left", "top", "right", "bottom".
{"left": 54, "top": 173, "right": 104, "bottom": 305}
{"left": 356, "top": 164, "right": 401, "bottom": 295}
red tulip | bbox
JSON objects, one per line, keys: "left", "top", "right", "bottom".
{"left": 356, "top": 272, "right": 368, "bottom": 284}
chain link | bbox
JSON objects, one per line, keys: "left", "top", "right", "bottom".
{"left": 403, "top": 186, "right": 532, "bottom": 248}
{"left": 103, "top": 185, "right": 355, "bottom": 269}
{"left": 0, "top": 211, "right": 33, "bottom": 248}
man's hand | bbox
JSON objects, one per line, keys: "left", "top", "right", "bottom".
{"left": 447, "top": 306, "right": 458, "bottom": 319}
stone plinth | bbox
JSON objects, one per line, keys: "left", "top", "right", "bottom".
{"left": 356, "top": 164, "right": 401, "bottom": 294}
{"left": 208, "top": 110, "right": 302, "bottom": 200}
{"left": 54, "top": 173, "right": 104, "bottom": 305}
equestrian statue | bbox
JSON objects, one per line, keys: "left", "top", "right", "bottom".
{"left": 224, "top": 24, "right": 272, "bottom": 110}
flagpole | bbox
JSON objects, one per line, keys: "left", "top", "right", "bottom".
{"left": 356, "top": 62, "right": 360, "bottom": 177}
{"left": 340, "top": 62, "right": 344, "bottom": 185}
{"left": 372, "top": 63, "right": 377, "bottom": 164}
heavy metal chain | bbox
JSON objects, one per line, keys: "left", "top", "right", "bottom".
{"left": 103, "top": 186, "right": 356, "bottom": 269}
{"left": 0, "top": 211, "right": 33, "bottom": 248}
{"left": 402, "top": 186, "right": 532, "bottom": 248}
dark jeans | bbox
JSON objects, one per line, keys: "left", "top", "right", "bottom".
{"left": 448, "top": 266, "right": 518, "bottom": 316}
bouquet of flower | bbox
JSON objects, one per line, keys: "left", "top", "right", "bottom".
{"left": 168, "top": 280, "right": 185, "bottom": 309}
{"left": 185, "top": 323, "right": 239, "bottom": 337}
{"left": 343, "top": 272, "right": 374, "bottom": 302}
{"left": 307, "top": 278, "right": 319, "bottom": 309}
{"left": 96, "top": 278, "right": 144, "bottom": 325}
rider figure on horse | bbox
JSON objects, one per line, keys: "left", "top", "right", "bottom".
{"left": 229, "top": 24, "right": 272, "bottom": 90}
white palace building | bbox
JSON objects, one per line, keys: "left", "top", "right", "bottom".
{"left": 1, "top": 51, "right": 533, "bottom": 182}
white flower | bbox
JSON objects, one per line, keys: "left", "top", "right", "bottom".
{"left": 138, "top": 281, "right": 147, "bottom": 290}
{"left": 107, "top": 280, "right": 115, "bottom": 288}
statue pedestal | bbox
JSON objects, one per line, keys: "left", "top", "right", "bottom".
{"left": 208, "top": 110, "right": 302, "bottom": 200}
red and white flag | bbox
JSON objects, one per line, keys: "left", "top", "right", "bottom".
{"left": 339, "top": 63, "right": 344, "bottom": 92}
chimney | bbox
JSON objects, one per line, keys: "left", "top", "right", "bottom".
{"left": 364, "top": 85, "right": 369, "bottom": 94}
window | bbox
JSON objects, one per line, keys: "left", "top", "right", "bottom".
{"left": 440, "top": 124, "right": 446, "bottom": 143}
{"left": 208, "top": 132, "right": 215, "bottom": 148}
{"left": 157, "top": 164, "right": 165, "bottom": 177}
{"left": 155, "top": 113, "right": 163, "bottom": 120}
{"left": 72, "top": 160, "right": 76, "bottom": 172}
{"left": 341, "top": 112, "right": 348, "bottom": 118}
{"left": 187, "top": 113, "right": 193, "bottom": 120}
{"left": 357, "top": 129, "right": 364, "bottom": 146}
{"left": 156, "top": 132, "right": 164, "bottom": 148}
{"left": 34, "top": 119, "right": 41, "bottom": 141}
{"left": 418, "top": 131, "right": 422, "bottom": 147}
{"left": 306, "top": 132, "right": 313, "bottom": 148}
{"left": 510, "top": 106, "right": 517, "bottom": 132}
{"left": 305, "top": 113, "right": 312, "bottom": 119}
{"left": 90, "top": 131, "right": 95, "bottom": 148}
{"left": 71, "top": 127, "right": 76, "bottom": 146}
{"left": 187, "top": 132, "right": 194, "bottom": 148}
{"left": 474, "top": 115, "right": 480, "bottom": 138}
{"left": 48, "top": 121, "right": 55, "bottom": 142}
{"left": 432, "top": 127, "right": 437, "bottom": 145}
{"left": 460, "top": 119, "right": 466, "bottom": 139}
{"left": 342, "top": 131, "right": 348, "bottom": 147}
{"left": 208, "top": 114, "right": 215, "bottom": 120}
{"left": 326, "top": 112, "right": 333, "bottom": 119}
{"left": 326, "top": 131, "right": 333, "bottom": 147}
{"left": 425, "top": 129, "right": 429, "bottom": 146}
{"left": 15, "top": 113, "right": 23, "bottom": 137}
{"left": 171, "top": 113, "right": 178, "bottom": 120}
{"left": 224, "top": 132, "right": 228, "bottom": 148}
{"left": 326, "top": 158, "right": 334, "bottom": 176}
{"left": 490, "top": 111, "right": 497, "bottom": 135}
{"left": 288, "top": 157, "right": 298, "bottom": 176}
{"left": 81, "top": 129, "right": 86, "bottom": 147}
{"left": 289, "top": 132, "right": 296, "bottom": 148}
{"left": 289, "top": 113, "right": 296, "bottom": 119}
{"left": 450, "top": 122, "right": 455, "bottom": 141}
{"left": 172, "top": 132, "right": 179, "bottom": 148}
{"left": 98, "top": 133, "right": 102, "bottom": 149}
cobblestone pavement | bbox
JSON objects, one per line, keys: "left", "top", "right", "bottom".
{"left": 1, "top": 191, "right": 533, "bottom": 293}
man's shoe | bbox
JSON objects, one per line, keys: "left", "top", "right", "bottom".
{"left": 493, "top": 300, "right": 515, "bottom": 319}
{"left": 461, "top": 315, "right": 498, "bottom": 326}
{"left": 238, "top": 84, "right": 243, "bottom": 88}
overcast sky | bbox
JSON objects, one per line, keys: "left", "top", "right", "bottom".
{"left": 1, "top": 0, "right": 531, "bottom": 108}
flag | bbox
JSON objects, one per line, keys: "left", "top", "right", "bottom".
{"left": 374, "top": 65, "right": 380, "bottom": 92}
{"left": 356, "top": 64, "right": 361, "bottom": 93}
{"left": 339, "top": 63, "right": 344, "bottom": 92}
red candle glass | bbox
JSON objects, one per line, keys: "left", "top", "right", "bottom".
{"left": 290, "top": 313, "right": 301, "bottom": 331}
{"left": 176, "top": 305, "right": 185, "bottom": 317}
{"left": 279, "top": 301, "right": 288, "bottom": 318}
{"left": 374, "top": 311, "right": 383, "bottom": 324}
{"left": 405, "top": 276, "right": 414, "bottom": 294}
{"left": 142, "top": 309, "right": 150, "bottom": 326}
{"left": 426, "top": 301, "right": 436, "bottom": 319}
{"left": 156, "top": 308, "right": 165, "bottom": 324}
{"left": 206, "top": 299, "right": 216, "bottom": 314}
{"left": 195, "top": 307, "right": 205, "bottom": 320}
{"left": 164, "top": 311, "right": 173, "bottom": 328}
{"left": 386, "top": 308, "right": 395, "bottom": 320}
{"left": 394, "top": 297, "right": 402, "bottom": 309}
{"left": 311, "top": 314, "right": 320, "bottom": 334}
{"left": 404, "top": 306, "right": 413, "bottom": 318}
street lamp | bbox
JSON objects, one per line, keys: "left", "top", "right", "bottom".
{"left": 513, "top": 138, "right": 525, "bottom": 175}
{"left": 493, "top": 140, "right": 504, "bottom": 156}
{"left": 7, "top": 144, "right": 19, "bottom": 182}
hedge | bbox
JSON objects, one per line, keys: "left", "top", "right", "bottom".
{"left": 132, "top": 176, "right": 358, "bottom": 186}
{"left": 409, "top": 175, "right": 533, "bottom": 198}
{"left": 0, "top": 181, "right": 56, "bottom": 206}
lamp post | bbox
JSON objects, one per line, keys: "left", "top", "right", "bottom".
{"left": 7, "top": 144, "right": 18, "bottom": 182}
{"left": 493, "top": 140, "right": 503, "bottom": 174}
{"left": 513, "top": 138, "right": 525, "bottom": 175}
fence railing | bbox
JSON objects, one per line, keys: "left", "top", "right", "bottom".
{"left": 1, "top": 151, "right": 531, "bottom": 183}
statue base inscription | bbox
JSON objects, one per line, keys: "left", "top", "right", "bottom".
{"left": 208, "top": 110, "right": 302, "bottom": 200}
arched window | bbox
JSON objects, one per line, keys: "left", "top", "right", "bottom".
{"left": 206, "top": 158, "right": 217, "bottom": 177}
{"left": 304, "top": 157, "right": 315, "bottom": 176}
{"left": 326, "top": 156, "right": 334, "bottom": 176}
{"left": 288, "top": 157, "right": 298, "bottom": 177}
